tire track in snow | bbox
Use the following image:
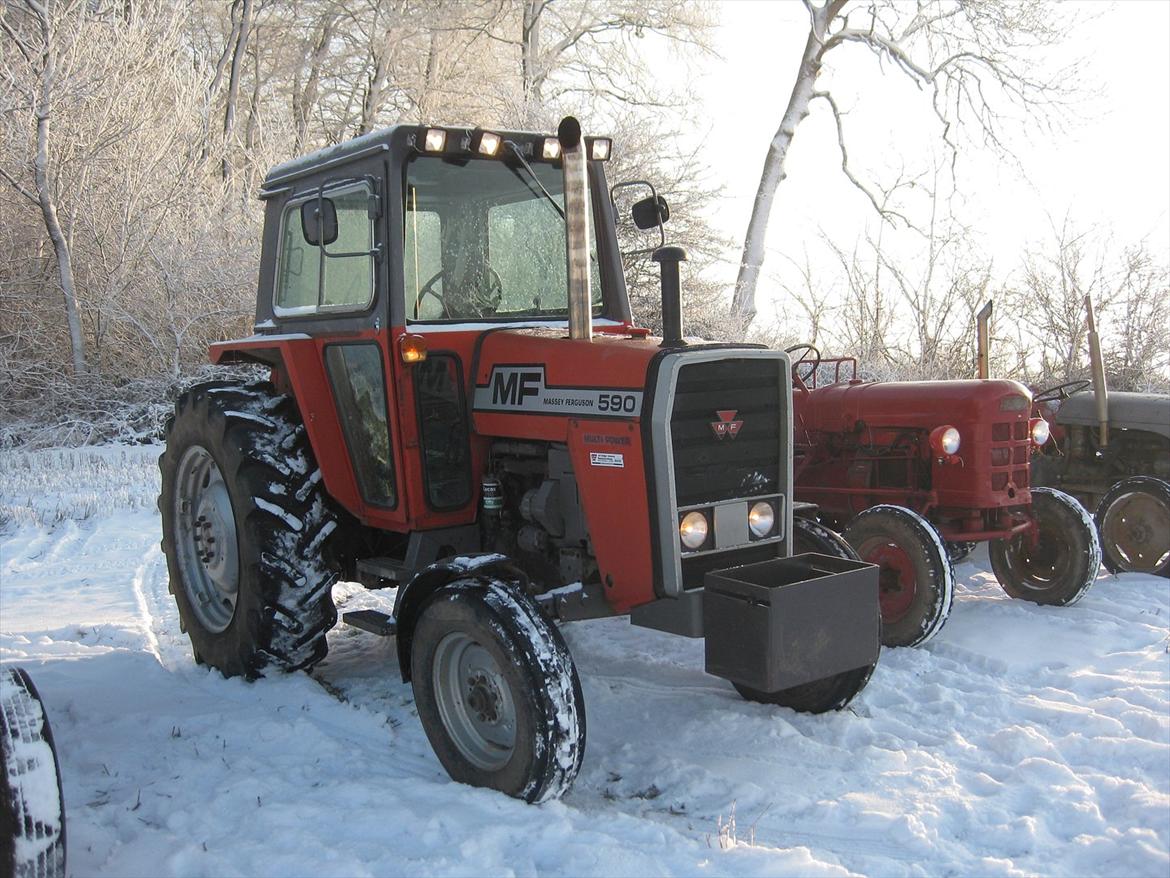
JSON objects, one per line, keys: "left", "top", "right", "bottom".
{"left": 131, "top": 544, "right": 165, "bottom": 665}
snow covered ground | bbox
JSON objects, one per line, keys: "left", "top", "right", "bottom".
{"left": 2, "top": 445, "right": 1167, "bottom": 877}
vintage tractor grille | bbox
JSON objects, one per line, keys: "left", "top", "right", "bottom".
{"left": 990, "top": 420, "right": 1031, "bottom": 492}
{"left": 670, "top": 359, "right": 781, "bottom": 507}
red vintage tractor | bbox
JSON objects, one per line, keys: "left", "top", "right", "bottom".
{"left": 786, "top": 345, "right": 1101, "bottom": 648}
{"left": 158, "top": 118, "right": 880, "bottom": 803}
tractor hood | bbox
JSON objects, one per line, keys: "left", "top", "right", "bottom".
{"left": 470, "top": 330, "right": 660, "bottom": 439}
{"left": 1055, "top": 391, "right": 1170, "bottom": 439}
{"left": 796, "top": 378, "right": 1032, "bottom": 432}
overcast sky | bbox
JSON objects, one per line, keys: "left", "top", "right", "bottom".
{"left": 677, "top": 0, "right": 1170, "bottom": 326}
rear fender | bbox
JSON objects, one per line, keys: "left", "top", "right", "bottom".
{"left": 392, "top": 554, "right": 530, "bottom": 682}
{"left": 210, "top": 335, "right": 367, "bottom": 525}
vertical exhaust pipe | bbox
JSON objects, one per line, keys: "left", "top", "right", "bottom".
{"left": 976, "top": 300, "right": 993, "bottom": 379}
{"left": 1084, "top": 294, "right": 1109, "bottom": 447}
{"left": 558, "top": 117, "right": 592, "bottom": 341}
{"left": 653, "top": 246, "right": 688, "bottom": 347}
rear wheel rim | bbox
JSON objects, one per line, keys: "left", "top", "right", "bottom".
{"left": 173, "top": 445, "right": 239, "bottom": 633}
{"left": 1102, "top": 491, "right": 1170, "bottom": 572}
{"left": 860, "top": 537, "right": 917, "bottom": 623}
{"left": 432, "top": 631, "right": 516, "bottom": 771}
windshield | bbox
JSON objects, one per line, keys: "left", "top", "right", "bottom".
{"left": 403, "top": 155, "right": 603, "bottom": 321}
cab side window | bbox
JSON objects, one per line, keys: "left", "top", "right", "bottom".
{"left": 275, "top": 181, "right": 377, "bottom": 314}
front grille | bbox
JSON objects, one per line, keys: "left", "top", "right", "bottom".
{"left": 990, "top": 420, "right": 1030, "bottom": 492}
{"left": 670, "top": 359, "right": 781, "bottom": 507}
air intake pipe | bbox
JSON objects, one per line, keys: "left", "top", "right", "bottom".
{"left": 1084, "top": 294, "right": 1109, "bottom": 447}
{"left": 653, "top": 246, "right": 688, "bottom": 347}
{"left": 558, "top": 117, "right": 592, "bottom": 341}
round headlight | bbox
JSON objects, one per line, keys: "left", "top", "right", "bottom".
{"left": 748, "top": 502, "right": 775, "bottom": 538}
{"left": 1031, "top": 418, "right": 1051, "bottom": 445}
{"left": 940, "top": 427, "right": 961, "bottom": 455}
{"left": 679, "top": 511, "right": 709, "bottom": 550}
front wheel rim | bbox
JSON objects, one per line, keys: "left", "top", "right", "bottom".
{"left": 432, "top": 631, "right": 516, "bottom": 772}
{"left": 1102, "top": 491, "right": 1170, "bottom": 572}
{"left": 173, "top": 445, "right": 240, "bottom": 633}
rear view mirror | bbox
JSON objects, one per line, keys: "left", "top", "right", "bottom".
{"left": 301, "top": 197, "right": 338, "bottom": 247}
{"left": 632, "top": 195, "right": 669, "bottom": 230}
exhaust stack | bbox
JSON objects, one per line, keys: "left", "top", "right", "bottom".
{"left": 976, "top": 300, "right": 993, "bottom": 379}
{"left": 653, "top": 246, "right": 688, "bottom": 347}
{"left": 1084, "top": 294, "right": 1110, "bottom": 447}
{"left": 558, "top": 117, "right": 592, "bottom": 341}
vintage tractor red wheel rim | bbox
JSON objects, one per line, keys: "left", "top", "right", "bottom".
{"left": 859, "top": 537, "right": 917, "bottom": 623}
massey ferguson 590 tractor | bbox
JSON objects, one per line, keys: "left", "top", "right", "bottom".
{"left": 785, "top": 344, "right": 1100, "bottom": 648}
{"left": 158, "top": 118, "right": 880, "bottom": 802}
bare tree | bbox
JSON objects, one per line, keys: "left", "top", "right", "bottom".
{"left": 1, "top": 0, "right": 87, "bottom": 374}
{"left": 730, "top": 0, "right": 1074, "bottom": 325}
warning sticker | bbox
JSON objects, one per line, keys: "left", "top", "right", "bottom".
{"left": 589, "top": 452, "right": 625, "bottom": 468}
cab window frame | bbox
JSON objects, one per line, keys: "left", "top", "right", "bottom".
{"left": 273, "top": 178, "right": 379, "bottom": 318}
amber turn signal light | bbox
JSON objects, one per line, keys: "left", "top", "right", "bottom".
{"left": 399, "top": 333, "right": 428, "bottom": 364}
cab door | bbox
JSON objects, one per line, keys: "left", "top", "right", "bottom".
{"left": 269, "top": 162, "right": 410, "bottom": 530}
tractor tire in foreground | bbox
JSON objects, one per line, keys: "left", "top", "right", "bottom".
{"left": 990, "top": 487, "right": 1101, "bottom": 605}
{"left": 159, "top": 382, "right": 340, "bottom": 679}
{"left": 732, "top": 517, "right": 875, "bottom": 714}
{"left": 411, "top": 578, "right": 585, "bottom": 803}
{"left": 1095, "top": 476, "right": 1170, "bottom": 578}
{"left": 844, "top": 505, "right": 954, "bottom": 648}
{"left": 1, "top": 667, "right": 66, "bottom": 878}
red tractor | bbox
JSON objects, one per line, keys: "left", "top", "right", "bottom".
{"left": 158, "top": 118, "right": 880, "bottom": 803}
{"left": 787, "top": 345, "right": 1101, "bottom": 648}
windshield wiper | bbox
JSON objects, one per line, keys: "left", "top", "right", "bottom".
{"left": 505, "top": 140, "right": 565, "bottom": 220}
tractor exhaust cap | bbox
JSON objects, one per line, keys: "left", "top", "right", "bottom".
{"left": 558, "top": 117, "right": 592, "bottom": 341}
{"left": 652, "top": 246, "right": 688, "bottom": 348}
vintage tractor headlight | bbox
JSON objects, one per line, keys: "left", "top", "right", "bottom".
{"left": 930, "top": 425, "right": 961, "bottom": 456}
{"left": 748, "top": 502, "right": 775, "bottom": 538}
{"left": 1030, "top": 417, "right": 1051, "bottom": 445}
{"left": 679, "top": 511, "right": 709, "bottom": 550}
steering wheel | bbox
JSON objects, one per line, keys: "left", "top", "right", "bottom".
{"left": 1033, "top": 379, "right": 1091, "bottom": 404}
{"left": 784, "top": 343, "right": 822, "bottom": 386}
{"left": 412, "top": 267, "right": 503, "bottom": 319}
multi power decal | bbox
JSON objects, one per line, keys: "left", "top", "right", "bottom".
{"left": 474, "top": 365, "right": 643, "bottom": 417}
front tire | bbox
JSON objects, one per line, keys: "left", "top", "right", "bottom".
{"left": 844, "top": 505, "right": 954, "bottom": 648}
{"left": 1, "top": 667, "right": 66, "bottom": 878}
{"left": 990, "top": 487, "right": 1101, "bottom": 605}
{"left": 733, "top": 664, "right": 874, "bottom": 714}
{"left": 411, "top": 578, "right": 585, "bottom": 803}
{"left": 159, "top": 381, "right": 340, "bottom": 678}
{"left": 1095, "top": 476, "right": 1170, "bottom": 578}
{"left": 792, "top": 516, "right": 862, "bottom": 561}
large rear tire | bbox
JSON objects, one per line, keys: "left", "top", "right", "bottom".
{"left": 844, "top": 505, "right": 954, "bottom": 648}
{"left": 990, "top": 487, "right": 1100, "bottom": 605}
{"left": 411, "top": 578, "right": 585, "bottom": 803}
{"left": 1, "top": 667, "right": 66, "bottom": 878}
{"left": 1095, "top": 476, "right": 1170, "bottom": 578}
{"left": 159, "top": 381, "right": 340, "bottom": 678}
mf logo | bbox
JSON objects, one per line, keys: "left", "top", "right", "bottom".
{"left": 491, "top": 369, "right": 542, "bottom": 405}
{"left": 710, "top": 409, "right": 744, "bottom": 440}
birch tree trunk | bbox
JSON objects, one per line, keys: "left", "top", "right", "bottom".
{"left": 730, "top": 1, "right": 844, "bottom": 325}
{"left": 28, "top": 0, "right": 87, "bottom": 374}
